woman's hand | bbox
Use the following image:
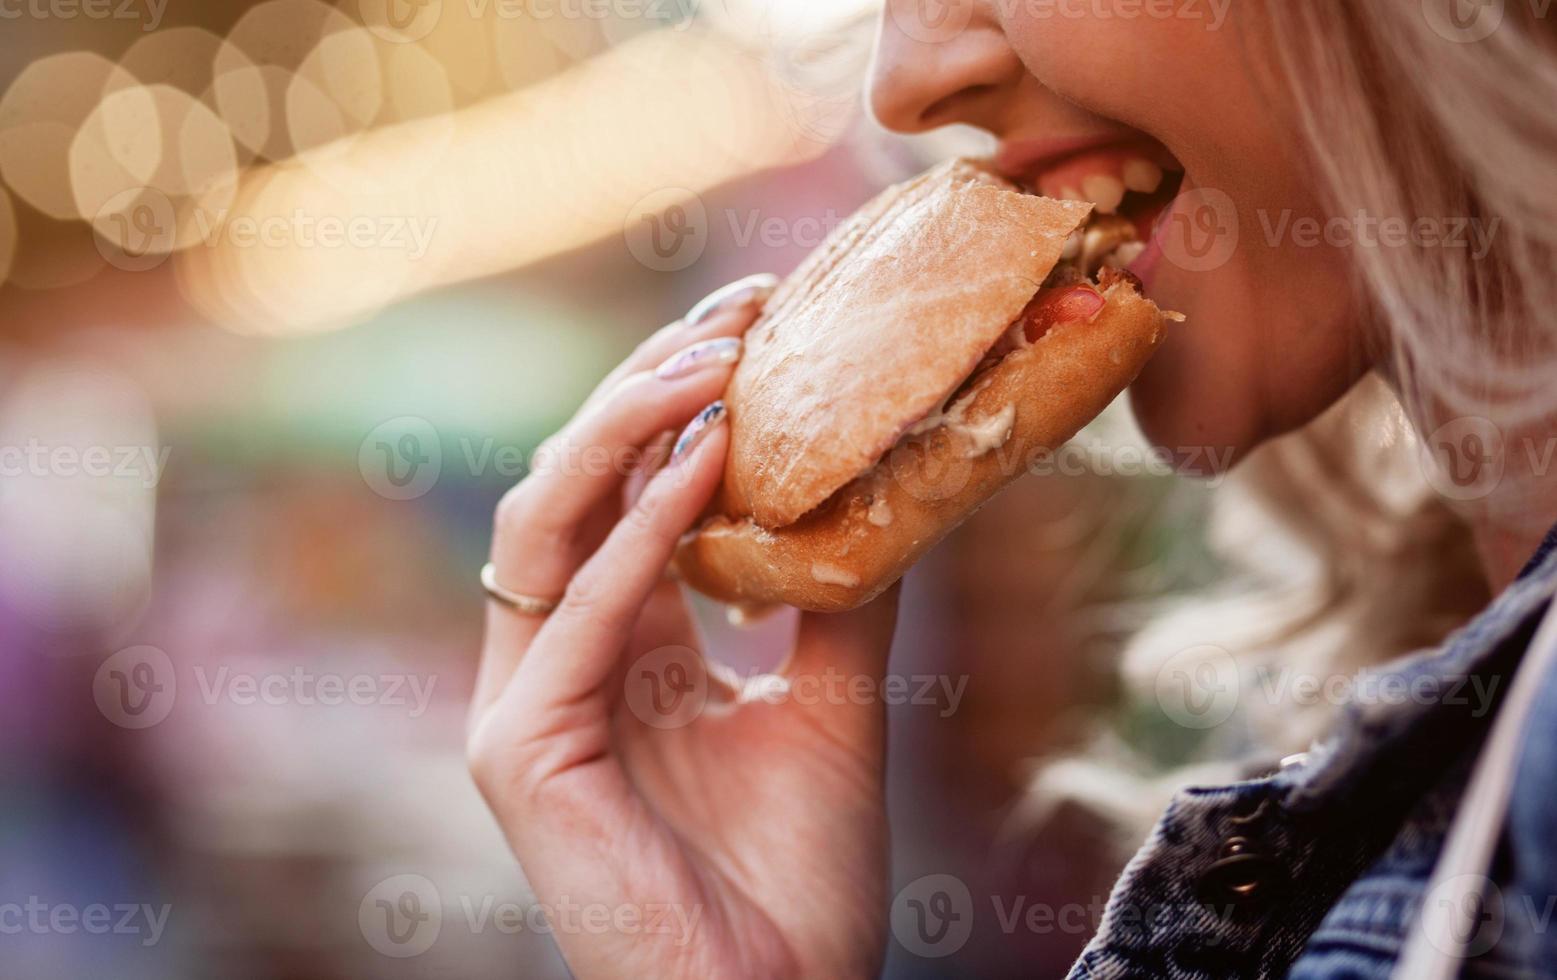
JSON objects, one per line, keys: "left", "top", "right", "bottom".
{"left": 467, "top": 275, "right": 902, "bottom": 980}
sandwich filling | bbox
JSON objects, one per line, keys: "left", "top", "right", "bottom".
{"left": 899, "top": 207, "right": 1166, "bottom": 457}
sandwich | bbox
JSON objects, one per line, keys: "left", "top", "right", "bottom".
{"left": 672, "top": 158, "right": 1178, "bottom": 613}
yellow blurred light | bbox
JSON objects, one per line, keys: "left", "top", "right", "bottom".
{"left": 0, "top": 122, "right": 82, "bottom": 219}
{"left": 287, "top": 26, "right": 383, "bottom": 154}
{"left": 0, "top": 187, "right": 15, "bottom": 285}
{"left": 712, "top": 0, "right": 881, "bottom": 43}
{"left": 403, "top": 0, "right": 498, "bottom": 101}
{"left": 212, "top": 64, "right": 289, "bottom": 163}
{"left": 71, "top": 85, "right": 240, "bottom": 258}
{"left": 0, "top": 52, "right": 140, "bottom": 219}
{"left": 490, "top": 16, "right": 568, "bottom": 91}
{"left": 228, "top": 0, "right": 355, "bottom": 68}
{"left": 379, "top": 41, "right": 456, "bottom": 125}
{"left": 220, "top": 0, "right": 360, "bottom": 162}
{"left": 119, "top": 26, "right": 235, "bottom": 98}
{"left": 177, "top": 27, "right": 843, "bottom": 335}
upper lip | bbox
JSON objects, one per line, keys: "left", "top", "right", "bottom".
{"left": 992, "top": 135, "right": 1181, "bottom": 185}
{"left": 993, "top": 135, "right": 1125, "bottom": 181}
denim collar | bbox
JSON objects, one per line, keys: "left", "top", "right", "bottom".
{"left": 1517, "top": 518, "right": 1557, "bottom": 580}
{"left": 1275, "top": 519, "right": 1557, "bottom": 812}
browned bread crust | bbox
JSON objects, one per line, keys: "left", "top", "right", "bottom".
{"left": 674, "top": 281, "right": 1168, "bottom": 612}
{"left": 719, "top": 159, "right": 1093, "bottom": 529}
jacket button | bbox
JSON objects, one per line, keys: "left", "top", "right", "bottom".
{"left": 1195, "top": 836, "right": 1288, "bottom": 914}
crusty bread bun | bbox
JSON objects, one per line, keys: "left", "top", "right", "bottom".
{"left": 673, "top": 159, "right": 1174, "bottom": 612}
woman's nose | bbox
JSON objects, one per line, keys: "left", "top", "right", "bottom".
{"left": 868, "top": 0, "right": 1022, "bottom": 135}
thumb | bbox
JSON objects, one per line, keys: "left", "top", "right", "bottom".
{"left": 783, "top": 583, "right": 901, "bottom": 689}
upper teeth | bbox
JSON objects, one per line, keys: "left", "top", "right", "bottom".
{"left": 1104, "top": 241, "right": 1147, "bottom": 268}
{"left": 1060, "top": 230, "right": 1082, "bottom": 261}
{"left": 1080, "top": 175, "right": 1125, "bottom": 214}
{"left": 1122, "top": 159, "right": 1164, "bottom": 194}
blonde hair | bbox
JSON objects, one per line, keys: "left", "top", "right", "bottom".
{"left": 1263, "top": 0, "right": 1557, "bottom": 529}
{"left": 1018, "top": 2, "right": 1557, "bottom": 843}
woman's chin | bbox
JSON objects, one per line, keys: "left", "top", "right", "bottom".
{"left": 1125, "top": 364, "right": 1256, "bottom": 481}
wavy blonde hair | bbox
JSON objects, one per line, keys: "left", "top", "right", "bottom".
{"left": 1019, "top": 1, "right": 1557, "bottom": 843}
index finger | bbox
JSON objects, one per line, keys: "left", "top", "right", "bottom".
{"left": 580, "top": 274, "right": 775, "bottom": 413}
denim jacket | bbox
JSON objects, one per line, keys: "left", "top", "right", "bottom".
{"left": 1069, "top": 522, "right": 1557, "bottom": 979}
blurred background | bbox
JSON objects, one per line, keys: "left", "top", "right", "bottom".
{"left": 0, "top": 1, "right": 1229, "bottom": 975}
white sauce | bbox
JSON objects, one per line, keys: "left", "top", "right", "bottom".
{"left": 811, "top": 562, "right": 861, "bottom": 588}
{"left": 959, "top": 404, "right": 1016, "bottom": 458}
{"left": 867, "top": 497, "right": 893, "bottom": 528}
{"left": 904, "top": 377, "right": 992, "bottom": 438}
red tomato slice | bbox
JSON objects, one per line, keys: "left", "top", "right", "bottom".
{"left": 1012, "top": 285, "right": 1106, "bottom": 343}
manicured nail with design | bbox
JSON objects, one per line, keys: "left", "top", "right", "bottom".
{"left": 671, "top": 401, "right": 726, "bottom": 465}
{"left": 655, "top": 337, "right": 742, "bottom": 381}
{"left": 683, "top": 273, "right": 779, "bottom": 328}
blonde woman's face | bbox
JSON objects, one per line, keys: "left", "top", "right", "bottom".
{"left": 869, "top": 0, "right": 1370, "bottom": 468}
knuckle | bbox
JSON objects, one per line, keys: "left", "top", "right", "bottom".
{"left": 556, "top": 571, "right": 606, "bottom": 619}
{"left": 465, "top": 731, "right": 542, "bottom": 808}
{"left": 622, "top": 494, "right": 661, "bottom": 535}
{"left": 492, "top": 482, "right": 537, "bottom": 538}
{"left": 464, "top": 722, "right": 502, "bottom": 796}
{"left": 628, "top": 329, "right": 663, "bottom": 366}
{"left": 602, "top": 370, "right": 657, "bottom": 416}
{"left": 557, "top": 571, "right": 633, "bottom": 634}
{"left": 493, "top": 481, "right": 570, "bottom": 553}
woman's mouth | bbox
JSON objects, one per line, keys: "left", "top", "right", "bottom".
{"left": 995, "top": 138, "right": 1187, "bottom": 280}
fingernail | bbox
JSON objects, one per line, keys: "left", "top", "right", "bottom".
{"left": 670, "top": 401, "right": 726, "bottom": 465}
{"left": 683, "top": 274, "right": 778, "bottom": 328}
{"left": 655, "top": 337, "right": 742, "bottom": 381}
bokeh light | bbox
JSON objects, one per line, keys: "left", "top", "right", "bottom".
{"left": 0, "top": 186, "right": 16, "bottom": 285}
{"left": 0, "top": 52, "right": 141, "bottom": 219}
